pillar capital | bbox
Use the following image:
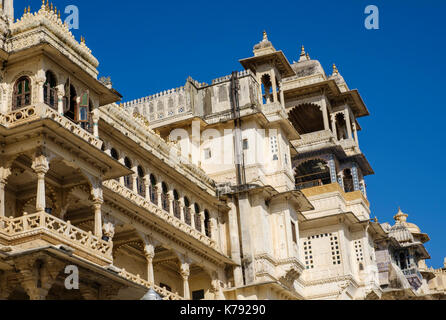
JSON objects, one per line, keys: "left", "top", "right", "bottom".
{"left": 31, "top": 154, "right": 49, "bottom": 175}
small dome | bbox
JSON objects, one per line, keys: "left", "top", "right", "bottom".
{"left": 253, "top": 31, "right": 275, "bottom": 55}
{"left": 406, "top": 222, "right": 421, "bottom": 234}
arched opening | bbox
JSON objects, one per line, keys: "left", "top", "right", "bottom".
{"left": 149, "top": 174, "right": 158, "bottom": 205}
{"left": 124, "top": 157, "right": 133, "bottom": 190}
{"left": 261, "top": 74, "right": 273, "bottom": 104}
{"left": 399, "top": 252, "right": 408, "bottom": 270}
{"left": 173, "top": 189, "right": 181, "bottom": 219}
{"left": 335, "top": 113, "right": 348, "bottom": 140}
{"left": 64, "top": 82, "right": 77, "bottom": 122}
{"left": 295, "top": 159, "right": 331, "bottom": 190}
{"left": 137, "top": 166, "right": 145, "bottom": 197}
{"left": 110, "top": 148, "right": 119, "bottom": 160}
{"left": 44, "top": 71, "right": 57, "bottom": 110}
{"left": 343, "top": 169, "right": 354, "bottom": 193}
{"left": 194, "top": 203, "right": 201, "bottom": 231}
{"left": 184, "top": 197, "right": 191, "bottom": 225}
{"left": 161, "top": 182, "right": 169, "bottom": 212}
{"left": 204, "top": 210, "right": 211, "bottom": 238}
{"left": 288, "top": 104, "right": 324, "bottom": 134}
{"left": 13, "top": 76, "right": 31, "bottom": 110}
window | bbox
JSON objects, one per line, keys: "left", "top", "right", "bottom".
{"left": 303, "top": 240, "right": 314, "bottom": 269}
{"left": 243, "top": 139, "right": 249, "bottom": 150}
{"left": 44, "top": 71, "right": 57, "bottom": 109}
{"left": 270, "top": 135, "right": 278, "bottom": 161}
{"left": 194, "top": 203, "right": 201, "bottom": 231}
{"left": 124, "top": 157, "right": 133, "bottom": 190}
{"left": 354, "top": 240, "right": 364, "bottom": 263}
{"left": 137, "top": 166, "right": 145, "bottom": 197}
{"left": 184, "top": 197, "right": 191, "bottom": 225}
{"left": 204, "top": 148, "right": 212, "bottom": 160}
{"left": 161, "top": 182, "right": 170, "bottom": 212}
{"left": 204, "top": 210, "right": 211, "bottom": 238}
{"left": 173, "top": 190, "right": 181, "bottom": 219}
{"left": 291, "top": 221, "right": 297, "bottom": 244}
{"left": 192, "top": 290, "right": 205, "bottom": 300}
{"left": 330, "top": 235, "right": 342, "bottom": 265}
{"left": 13, "top": 77, "right": 32, "bottom": 110}
{"left": 110, "top": 148, "right": 119, "bottom": 160}
{"left": 149, "top": 174, "right": 158, "bottom": 205}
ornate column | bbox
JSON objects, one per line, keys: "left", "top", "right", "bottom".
{"left": 352, "top": 122, "right": 359, "bottom": 145}
{"left": 90, "top": 178, "right": 104, "bottom": 238}
{"left": 132, "top": 173, "right": 138, "bottom": 194}
{"left": 144, "top": 177, "right": 151, "bottom": 202}
{"left": 270, "top": 73, "right": 278, "bottom": 103}
{"left": 36, "top": 77, "right": 46, "bottom": 104}
{"left": 321, "top": 103, "right": 330, "bottom": 131}
{"left": 31, "top": 154, "right": 50, "bottom": 212}
{"left": 57, "top": 92, "right": 64, "bottom": 115}
{"left": 180, "top": 258, "right": 191, "bottom": 300}
{"left": 168, "top": 192, "right": 174, "bottom": 216}
{"left": 156, "top": 182, "right": 162, "bottom": 208}
{"left": 144, "top": 243, "right": 155, "bottom": 285}
{"left": 200, "top": 211, "right": 205, "bottom": 235}
{"left": 0, "top": 167, "right": 11, "bottom": 218}
{"left": 179, "top": 198, "right": 185, "bottom": 222}
{"left": 344, "top": 107, "right": 353, "bottom": 140}
{"left": 92, "top": 111, "right": 100, "bottom": 138}
{"left": 331, "top": 113, "right": 338, "bottom": 139}
{"left": 190, "top": 204, "right": 195, "bottom": 228}
{"left": 279, "top": 82, "right": 285, "bottom": 108}
{"left": 327, "top": 154, "right": 338, "bottom": 184}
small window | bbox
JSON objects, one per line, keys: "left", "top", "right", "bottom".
{"left": 192, "top": 289, "right": 205, "bottom": 300}
{"left": 204, "top": 148, "right": 212, "bottom": 160}
{"left": 291, "top": 221, "right": 297, "bottom": 244}
{"left": 110, "top": 148, "right": 119, "bottom": 160}
{"left": 13, "top": 76, "right": 32, "bottom": 110}
{"left": 243, "top": 139, "right": 249, "bottom": 150}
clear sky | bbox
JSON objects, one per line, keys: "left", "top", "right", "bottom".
{"left": 15, "top": 0, "right": 446, "bottom": 267}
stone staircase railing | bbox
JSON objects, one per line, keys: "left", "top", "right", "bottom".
{"left": 119, "top": 268, "right": 184, "bottom": 300}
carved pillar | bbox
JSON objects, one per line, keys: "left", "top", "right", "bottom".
{"left": 90, "top": 178, "right": 104, "bottom": 238}
{"left": 279, "top": 82, "right": 285, "bottom": 108}
{"left": 200, "top": 211, "right": 205, "bottom": 235}
{"left": 156, "top": 182, "right": 162, "bottom": 208}
{"left": 168, "top": 192, "right": 174, "bottom": 216}
{"left": 271, "top": 73, "right": 278, "bottom": 103}
{"left": 92, "top": 112, "right": 100, "bottom": 138}
{"left": 190, "top": 204, "right": 195, "bottom": 229}
{"left": 144, "top": 244, "right": 155, "bottom": 285}
{"left": 36, "top": 77, "right": 45, "bottom": 104}
{"left": 331, "top": 113, "right": 338, "bottom": 139}
{"left": 344, "top": 108, "right": 353, "bottom": 140}
{"left": 132, "top": 173, "right": 138, "bottom": 194}
{"left": 352, "top": 122, "right": 359, "bottom": 145}
{"left": 321, "top": 104, "right": 330, "bottom": 131}
{"left": 179, "top": 199, "right": 185, "bottom": 222}
{"left": 0, "top": 167, "right": 11, "bottom": 218}
{"left": 144, "top": 179, "right": 151, "bottom": 202}
{"left": 102, "top": 217, "right": 116, "bottom": 242}
{"left": 31, "top": 155, "right": 50, "bottom": 212}
{"left": 351, "top": 163, "right": 360, "bottom": 192}
{"left": 180, "top": 260, "right": 191, "bottom": 300}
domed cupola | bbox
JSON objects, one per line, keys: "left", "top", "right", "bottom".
{"left": 389, "top": 208, "right": 414, "bottom": 244}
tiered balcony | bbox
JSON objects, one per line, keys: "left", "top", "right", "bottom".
{"left": 0, "top": 211, "right": 112, "bottom": 265}
{"left": 0, "top": 104, "right": 102, "bottom": 149}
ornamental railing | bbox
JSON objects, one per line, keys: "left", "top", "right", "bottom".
{"left": 0, "top": 211, "right": 112, "bottom": 264}
{"left": 103, "top": 179, "right": 217, "bottom": 250}
{"left": 119, "top": 268, "right": 184, "bottom": 300}
{"left": 0, "top": 104, "right": 102, "bottom": 149}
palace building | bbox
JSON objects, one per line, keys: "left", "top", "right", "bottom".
{"left": 0, "top": 0, "right": 444, "bottom": 300}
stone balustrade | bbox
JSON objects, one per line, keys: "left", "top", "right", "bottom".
{"left": 0, "top": 104, "right": 103, "bottom": 149}
{"left": 103, "top": 179, "right": 218, "bottom": 250}
{"left": 293, "top": 130, "right": 335, "bottom": 148}
{"left": 119, "top": 268, "right": 184, "bottom": 300}
{"left": 0, "top": 211, "right": 112, "bottom": 265}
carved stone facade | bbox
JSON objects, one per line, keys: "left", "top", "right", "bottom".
{"left": 0, "top": 1, "right": 444, "bottom": 300}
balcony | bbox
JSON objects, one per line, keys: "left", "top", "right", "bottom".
{"left": 0, "top": 211, "right": 112, "bottom": 265}
{"left": 293, "top": 130, "right": 336, "bottom": 149}
{"left": 0, "top": 104, "right": 102, "bottom": 149}
{"left": 300, "top": 183, "right": 370, "bottom": 208}
{"left": 103, "top": 179, "right": 218, "bottom": 250}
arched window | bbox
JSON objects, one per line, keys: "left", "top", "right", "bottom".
{"left": 161, "top": 182, "right": 170, "bottom": 212}
{"left": 194, "top": 203, "right": 201, "bottom": 231}
{"left": 173, "top": 190, "right": 181, "bottom": 219}
{"left": 295, "top": 159, "right": 331, "bottom": 190}
{"left": 124, "top": 157, "right": 133, "bottom": 190}
{"left": 204, "top": 210, "right": 211, "bottom": 238}
{"left": 149, "top": 174, "right": 158, "bottom": 205}
{"left": 288, "top": 104, "right": 325, "bottom": 135}
{"left": 137, "top": 166, "right": 145, "bottom": 197}
{"left": 184, "top": 197, "right": 191, "bottom": 225}
{"left": 44, "top": 71, "right": 57, "bottom": 109}
{"left": 335, "top": 113, "right": 348, "bottom": 140}
{"left": 110, "top": 148, "right": 119, "bottom": 160}
{"left": 13, "top": 76, "right": 32, "bottom": 110}
{"left": 64, "top": 82, "right": 77, "bottom": 122}
{"left": 343, "top": 169, "right": 354, "bottom": 193}
{"left": 261, "top": 74, "right": 272, "bottom": 104}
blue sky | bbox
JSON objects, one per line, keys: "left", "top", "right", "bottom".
{"left": 16, "top": 0, "right": 446, "bottom": 267}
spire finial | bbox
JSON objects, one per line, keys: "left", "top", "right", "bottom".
{"left": 263, "top": 30, "right": 268, "bottom": 41}
{"left": 394, "top": 207, "right": 408, "bottom": 223}
{"left": 300, "top": 45, "right": 305, "bottom": 57}
{"left": 333, "top": 63, "right": 339, "bottom": 75}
